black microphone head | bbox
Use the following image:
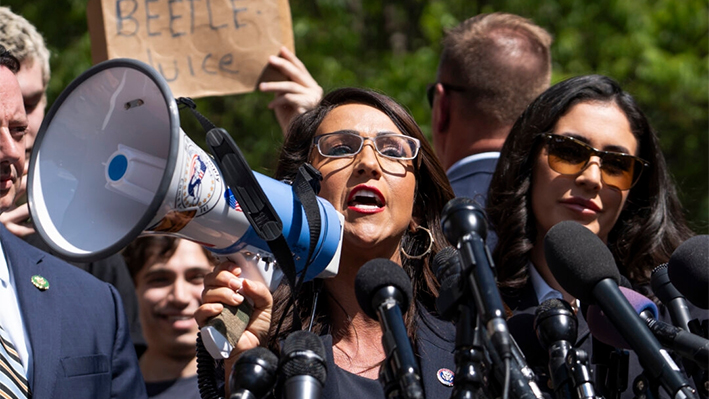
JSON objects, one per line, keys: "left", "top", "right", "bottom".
{"left": 533, "top": 298, "right": 578, "bottom": 349}
{"left": 230, "top": 346, "right": 279, "bottom": 399}
{"left": 651, "top": 263, "right": 684, "bottom": 305}
{"left": 544, "top": 221, "right": 620, "bottom": 303}
{"left": 433, "top": 246, "right": 461, "bottom": 283}
{"left": 440, "top": 197, "right": 488, "bottom": 245}
{"left": 668, "top": 235, "right": 709, "bottom": 309}
{"left": 280, "top": 330, "right": 327, "bottom": 385}
{"left": 354, "top": 258, "right": 413, "bottom": 320}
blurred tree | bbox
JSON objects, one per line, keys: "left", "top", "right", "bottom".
{"left": 3, "top": 0, "right": 706, "bottom": 231}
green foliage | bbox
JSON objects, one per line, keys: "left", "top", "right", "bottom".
{"left": 3, "top": 0, "right": 707, "bottom": 231}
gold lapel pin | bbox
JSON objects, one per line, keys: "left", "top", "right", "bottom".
{"left": 31, "top": 275, "right": 49, "bottom": 291}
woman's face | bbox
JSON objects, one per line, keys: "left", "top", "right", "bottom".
{"left": 135, "top": 240, "right": 213, "bottom": 357}
{"left": 531, "top": 101, "right": 638, "bottom": 243}
{"left": 310, "top": 103, "right": 417, "bottom": 257}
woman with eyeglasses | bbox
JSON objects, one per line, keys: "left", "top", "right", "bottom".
{"left": 487, "top": 74, "right": 695, "bottom": 397}
{"left": 196, "top": 87, "right": 456, "bottom": 398}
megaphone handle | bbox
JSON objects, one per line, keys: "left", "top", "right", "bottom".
{"left": 200, "top": 301, "right": 254, "bottom": 359}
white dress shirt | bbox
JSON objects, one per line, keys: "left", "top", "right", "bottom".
{"left": 0, "top": 240, "right": 33, "bottom": 384}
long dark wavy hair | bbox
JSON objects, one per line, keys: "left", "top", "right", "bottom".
{"left": 269, "top": 87, "right": 454, "bottom": 349}
{"left": 487, "top": 75, "right": 693, "bottom": 293}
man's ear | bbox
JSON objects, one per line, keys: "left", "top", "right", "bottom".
{"left": 432, "top": 83, "right": 450, "bottom": 136}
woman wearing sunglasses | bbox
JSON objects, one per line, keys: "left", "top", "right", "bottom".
{"left": 197, "top": 87, "right": 456, "bottom": 398}
{"left": 487, "top": 75, "right": 695, "bottom": 397}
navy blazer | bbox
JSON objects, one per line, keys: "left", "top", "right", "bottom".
{"left": 2, "top": 226, "right": 147, "bottom": 398}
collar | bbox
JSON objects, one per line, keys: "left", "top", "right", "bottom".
{"left": 0, "top": 241, "right": 8, "bottom": 286}
{"left": 528, "top": 262, "right": 563, "bottom": 305}
{"left": 446, "top": 152, "right": 500, "bottom": 175}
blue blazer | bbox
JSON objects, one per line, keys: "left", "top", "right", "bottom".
{"left": 2, "top": 226, "right": 147, "bottom": 398}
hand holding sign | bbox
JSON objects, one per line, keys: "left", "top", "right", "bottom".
{"left": 88, "top": 0, "right": 294, "bottom": 98}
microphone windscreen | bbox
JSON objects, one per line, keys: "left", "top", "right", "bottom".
{"left": 354, "top": 258, "right": 413, "bottom": 320}
{"left": 281, "top": 330, "right": 327, "bottom": 385}
{"left": 440, "top": 197, "right": 488, "bottom": 244}
{"left": 668, "top": 235, "right": 709, "bottom": 309}
{"left": 239, "top": 346, "right": 279, "bottom": 369}
{"left": 544, "top": 221, "right": 620, "bottom": 303}
{"left": 534, "top": 298, "right": 577, "bottom": 348}
{"left": 586, "top": 287, "right": 659, "bottom": 349}
{"left": 433, "top": 246, "right": 461, "bottom": 283}
{"left": 230, "top": 346, "right": 279, "bottom": 397}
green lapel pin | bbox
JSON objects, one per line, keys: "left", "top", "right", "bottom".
{"left": 31, "top": 275, "right": 49, "bottom": 290}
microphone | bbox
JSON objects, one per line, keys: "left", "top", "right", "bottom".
{"left": 544, "top": 221, "right": 697, "bottom": 399}
{"left": 229, "top": 346, "right": 279, "bottom": 399}
{"left": 668, "top": 235, "right": 709, "bottom": 310}
{"left": 440, "top": 197, "right": 511, "bottom": 360}
{"left": 534, "top": 299, "right": 577, "bottom": 399}
{"left": 354, "top": 258, "right": 424, "bottom": 399}
{"left": 586, "top": 287, "right": 709, "bottom": 370}
{"left": 652, "top": 264, "right": 693, "bottom": 331}
{"left": 279, "top": 330, "right": 327, "bottom": 399}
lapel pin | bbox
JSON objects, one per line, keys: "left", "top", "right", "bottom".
{"left": 31, "top": 275, "right": 49, "bottom": 291}
{"left": 437, "top": 368, "right": 455, "bottom": 387}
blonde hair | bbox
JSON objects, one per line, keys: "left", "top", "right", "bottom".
{"left": 0, "top": 7, "right": 50, "bottom": 87}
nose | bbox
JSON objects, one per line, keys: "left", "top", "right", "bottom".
{"left": 0, "top": 127, "right": 23, "bottom": 168}
{"left": 168, "top": 278, "right": 192, "bottom": 307}
{"left": 576, "top": 156, "right": 603, "bottom": 190}
{"left": 355, "top": 141, "right": 382, "bottom": 177}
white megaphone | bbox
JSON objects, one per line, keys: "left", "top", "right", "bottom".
{"left": 27, "top": 58, "right": 343, "bottom": 359}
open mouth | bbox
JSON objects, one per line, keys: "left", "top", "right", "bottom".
{"left": 347, "top": 187, "right": 385, "bottom": 212}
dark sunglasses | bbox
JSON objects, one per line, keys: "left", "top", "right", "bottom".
{"left": 541, "top": 133, "right": 649, "bottom": 191}
{"left": 426, "top": 82, "right": 469, "bottom": 108}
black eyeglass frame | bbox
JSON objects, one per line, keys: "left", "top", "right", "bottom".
{"left": 539, "top": 133, "right": 650, "bottom": 191}
{"left": 312, "top": 131, "right": 421, "bottom": 161}
{"left": 426, "top": 82, "right": 469, "bottom": 108}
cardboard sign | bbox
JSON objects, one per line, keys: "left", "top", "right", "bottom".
{"left": 87, "top": 0, "right": 294, "bottom": 98}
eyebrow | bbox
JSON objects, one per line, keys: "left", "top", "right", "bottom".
{"left": 321, "top": 129, "right": 402, "bottom": 137}
{"left": 562, "top": 132, "right": 632, "bottom": 155}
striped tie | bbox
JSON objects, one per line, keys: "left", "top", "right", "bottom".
{"left": 0, "top": 324, "right": 30, "bottom": 399}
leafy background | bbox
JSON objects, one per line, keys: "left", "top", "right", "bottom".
{"left": 4, "top": 0, "right": 707, "bottom": 232}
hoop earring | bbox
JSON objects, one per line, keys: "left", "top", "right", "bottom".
{"left": 400, "top": 225, "right": 434, "bottom": 260}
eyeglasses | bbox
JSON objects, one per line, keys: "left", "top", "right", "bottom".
{"left": 313, "top": 131, "right": 420, "bottom": 160}
{"left": 541, "top": 133, "right": 649, "bottom": 191}
{"left": 426, "top": 82, "right": 469, "bottom": 108}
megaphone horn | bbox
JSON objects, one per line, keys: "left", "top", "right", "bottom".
{"left": 28, "top": 58, "right": 343, "bottom": 359}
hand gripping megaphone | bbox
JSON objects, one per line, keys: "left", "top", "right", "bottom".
{"left": 27, "top": 58, "right": 343, "bottom": 359}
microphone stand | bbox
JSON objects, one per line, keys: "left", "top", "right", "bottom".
{"left": 591, "top": 337, "right": 629, "bottom": 399}
{"left": 380, "top": 355, "right": 403, "bottom": 399}
{"left": 565, "top": 348, "right": 598, "bottom": 399}
{"left": 451, "top": 304, "right": 487, "bottom": 399}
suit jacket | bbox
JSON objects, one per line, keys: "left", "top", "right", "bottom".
{"left": 447, "top": 156, "right": 498, "bottom": 209}
{"left": 447, "top": 156, "right": 499, "bottom": 250}
{"left": 2, "top": 226, "right": 147, "bottom": 398}
{"left": 24, "top": 233, "right": 146, "bottom": 356}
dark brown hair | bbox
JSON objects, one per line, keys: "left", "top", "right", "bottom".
{"left": 123, "top": 236, "right": 218, "bottom": 282}
{"left": 487, "top": 75, "right": 693, "bottom": 292}
{"left": 271, "top": 87, "right": 454, "bottom": 348}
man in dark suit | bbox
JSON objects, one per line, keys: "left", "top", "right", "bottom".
{"left": 429, "top": 13, "right": 552, "bottom": 209}
{"left": 0, "top": 47, "right": 147, "bottom": 398}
